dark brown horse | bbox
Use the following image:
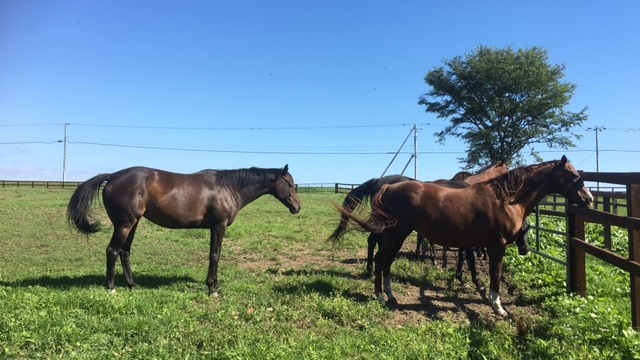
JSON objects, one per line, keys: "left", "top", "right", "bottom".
{"left": 335, "top": 156, "right": 593, "bottom": 317}
{"left": 67, "top": 165, "right": 301, "bottom": 296}
{"left": 328, "top": 162, "right": 509, "bottom": 278}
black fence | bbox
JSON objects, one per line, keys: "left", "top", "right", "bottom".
{"left": 0, "top": 180, "right": 82, "bottom": 189}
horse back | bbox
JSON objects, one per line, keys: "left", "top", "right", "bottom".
{"left": 102, "top": 167, "right": 235, "bottom": 228}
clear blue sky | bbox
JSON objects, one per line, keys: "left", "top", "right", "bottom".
{"left": 1, "top": 1, "right": 638, "bottom": 185}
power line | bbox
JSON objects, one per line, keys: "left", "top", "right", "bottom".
{"left": 4, "top": 139, "right": 639, "bottom": 155}
{"left": 0, "top": 123, "right": 61, "bottom": 127}
{"left": 70, "top": 141, "right": 404, "bottom": 155}
{"left": 70, "top": 122, "right": 442, "bottom": 131}
{"left": 0, "top": 140, "right": 62, "bottom": 145}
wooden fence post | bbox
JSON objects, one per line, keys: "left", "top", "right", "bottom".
{"left": 567, "top": 199, "right": 586, "bottom": 296}
{"left": 628, "top": 184, "right": 640, "bottom": 330}
{"left": 603, "top": 197, "right": 612, "bottom": 250}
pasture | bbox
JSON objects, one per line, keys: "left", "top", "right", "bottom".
{"left": 0, "top": 188, "right": 639, "bottom": 359}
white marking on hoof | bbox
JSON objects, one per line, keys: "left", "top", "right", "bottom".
{"left": 376, "top": 293, "right": 386, "bottom": 305}
{"left": 109, "top": 288, "right": 116, "bottom": 294}
{"left": 489, "top": 290, "right": 507, "bottom": 317}
{"left": 210, "top": 291, "right": 219, "bottom": 298}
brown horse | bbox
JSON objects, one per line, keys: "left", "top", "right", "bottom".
{"left": 335, "top": 156, "right": 593, "bottom": 317}
{"left": 67, "top": 165, "right": 301, "bottom": 296}
{"left": 328, "top": 162, "right": 508, "bottom": 277}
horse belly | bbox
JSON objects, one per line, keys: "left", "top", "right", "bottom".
{"left": 417, "top": 221, "right": 483, "bottom": 249}
{"left": 413, "top": 205, "right": 488, "bottom": 249}
{"left": 143, "top": 197, "right": 208, "bottom": 229}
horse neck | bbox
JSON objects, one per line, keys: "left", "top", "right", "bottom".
{"left": 232, "top": 178, "right": 274, "bottom": 208}
{"left": 506, "top": 164, "right": 557, "bottom": 215}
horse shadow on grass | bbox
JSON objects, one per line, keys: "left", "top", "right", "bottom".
{"left": 0, "top": 274, "right": 199, "bottom": 290}
{"left": 335, "top": 250, "right": 524, "bottom": 324}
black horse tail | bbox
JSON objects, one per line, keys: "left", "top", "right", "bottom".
{"left": 67, "top": 173, "right": 112, "bottom": 235}
{"left": 332, "top": 184, "right": 395, "bottom": 239}
{"left": 327, "top": 178, "right": 378, "bottom": 243}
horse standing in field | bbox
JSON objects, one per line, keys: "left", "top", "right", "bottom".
{"left": 67, "top": 165, "right": 301, "bottom": 296}
{"left": 335, "top": 156, "right": 593, "bottom": 317}
{"left": 327, "top": 162, "right": 509, "bottom": 283}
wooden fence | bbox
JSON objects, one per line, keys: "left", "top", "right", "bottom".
{"left": 0, "top": 180, "right": 338, "bottom": 193}
{"left": 334, "top": 183, "right": 359, "bottom": 194}
{"left": 0, "top": 180, "right": 82, "bottom": 189}
{"left": 566, "top": 172, "right": 640, "bottom": 329}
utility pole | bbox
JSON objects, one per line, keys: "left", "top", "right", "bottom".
{"left": 62, "top": 123, "right": 69, "bottom": 182}
{"left": 412, "top": 124, "right": 420, "bottom": 179}
{"left": 381, "top": 124, "right": 421, "bottom": 178}
{"left": 587, "top": 126, "right": 605, "bottom": 190}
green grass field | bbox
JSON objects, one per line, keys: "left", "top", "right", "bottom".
{"left": 0, "top": 188, "right": 638, "bottom": 359}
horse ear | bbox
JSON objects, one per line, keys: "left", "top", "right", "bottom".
{"left": 558, "top": 155, "right": 567, "bottom": 167}
{"left": 282, "top": 164, "right": 289, "bottom": 174}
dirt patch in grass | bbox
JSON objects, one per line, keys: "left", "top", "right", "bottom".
{"left": 235, "top": 239, "right": 539, "bottom": 327}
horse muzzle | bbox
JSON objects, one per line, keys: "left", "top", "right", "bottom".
{"left": 288, "top": 201, "right": 301, "bottom": 214}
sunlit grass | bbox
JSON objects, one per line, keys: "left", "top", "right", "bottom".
{"left": 0, "top": 188, "right": 638, "bottom": 359}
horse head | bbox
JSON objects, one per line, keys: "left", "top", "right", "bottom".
{"left": 551, "top": 155, "right": 594, "bottom": 208}
{"left": 272, "top": 164, "right": 302, "bottom": 214}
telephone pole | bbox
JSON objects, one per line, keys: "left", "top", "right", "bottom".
{"left": 62, "top": 123, "right": 69, "bottom": 182}
{"left": 412, "top": 124, "right": 420, "bottom": 179}
{"left": 587, "top": 126, "right": 605, "bottom": 190}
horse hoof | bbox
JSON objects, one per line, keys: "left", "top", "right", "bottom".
{"left": 495, "top": 308, "right": 508, "bottom": 318}
{"left": 209, "top": 291, "right": 219, "bottom": 298}
{"left": 387, "top": 298, "right": 399, "bottom": 307}
{"left": 108, "top": 288, "right": 116, "bottom": 294}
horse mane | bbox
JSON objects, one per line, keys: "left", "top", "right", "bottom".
{"left": 489, "top": 160, "right": 559, "bottom": 205}
{"left": 200, "top": 167, "right": 282, "bottom": 188}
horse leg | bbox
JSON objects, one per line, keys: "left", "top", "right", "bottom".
{"left": 414, "top": 233, "right": 422, "bottom": 261}
{"left": 119, "top": 221, "right": 139, "bottom": 289}
{"left": 206, "top": 224, "right": 227, "bottom": 297}
{"left": 465, "top": 247, "right": 484, "bottom": 293}
{"left": 429, "top": 240, "right": 437, "bottom": 266}
{"left": 442, "top": 247, "right": 449, "bottom": 269}
{"left": 487, "top": 246, "right": 508, "bottom": 317}
{"left": 414, "top": 234, "right": 436, "bottom": 265}
{"left": 366, "top": 232, "right": 380, "bottom": 277}
{"left": 373, "top": 249, "right": 385, "bottom": 305}
{"left": 105, "top": 224, "right": 135, "bottom": 292}
{"left": 455, "top": 248, "right": 465, "bottom": 285}
{"left": 379, "top": 226, "right": 412, "bottom": 307}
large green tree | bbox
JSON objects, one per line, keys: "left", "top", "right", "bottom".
{"left": 418, "top": 45, "right": 588, "bottom": 169}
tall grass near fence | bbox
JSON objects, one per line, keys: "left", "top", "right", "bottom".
{"left": 0, "top": 188, "right": 639, "bottom": 359}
